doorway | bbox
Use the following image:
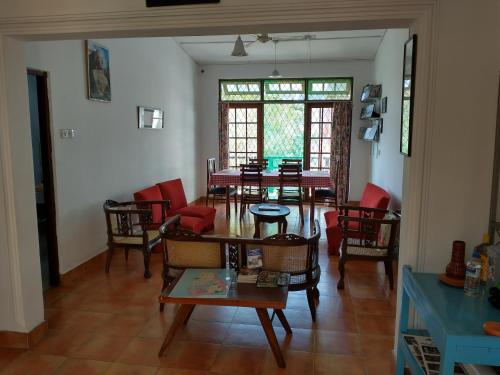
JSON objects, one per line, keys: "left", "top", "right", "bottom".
{"left": 27, "top": 69, "right": 60, "bottom": 290}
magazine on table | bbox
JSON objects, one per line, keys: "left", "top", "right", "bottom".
{"left": 258, "top": 204, "right": 281, "bottom": 212}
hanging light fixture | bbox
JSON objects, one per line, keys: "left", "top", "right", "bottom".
{"left": 269, "top": 40, "right": 282, "bottom": 78}
{"left": 231, "top": 35, "right": 248, "bottom": 57}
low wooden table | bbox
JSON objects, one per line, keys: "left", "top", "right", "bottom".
{"left": 249, "top": 204, "right": 290, "bottom": 238}
{"left": 158, "top": 270, "right": 292, "bottom": 368}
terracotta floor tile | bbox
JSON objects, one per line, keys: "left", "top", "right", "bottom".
{"left": 156, "top": 369, "right": 209, "bottom": 375}
{"left": 191, "top": 306, "right": 237, "bottom": 323}
{"left": 94, "top": 313, "right": 150, "bottom": 337}
{"left": 180, "top": 321, "right": 229, "bottom": 344}
{"left": 69, "top": 335, "right": 132, "bottom": 361}
{"left": 210, "top": 346, "right": 266, "bottom": 375}
{"left": 356, "top": 314, "right": 395, "bottom": 336}
{"left": 104, "top": 362, "right": 158, "bottom": 375}
{"left": 138, "top": 311, "right": 176, "bottom": 339}
{"left": 351, "top": 297, "right": 395, "bottom": 317}
{"left": 0, "top": 348, "right": 26, "bottom": 370}
{"left": 274, "top": 327, "right": 315, "bottom": 353}
{"left": 359, "top": 334, "right": 395, "bottom": 357}
{"left": 223, "top": 324, "right": 269, "bottom": 348}
{"left": 261, "top": 350, "right": 314, "bottom": 375}
{"left": 159, "top": 341, "right": 220, "bottom": 370}
{"left": 33, "top": 329, "right": 92, "bottom": 355}
{"left": 315, "top": 330, "right": 361, "bottom": 355}
{"left": 47, "top": 309, "right": 112, "bottom": 332}
{"left": 1, "top": 352, "right": 66, "bottom": 375}
{"left": 232, "top": 308, "right": 261, "bottom": 325}
{"left": 54, "top": 359, "right": 111, "bottom": 374}
{"left": 364, "top": 354, "right": 396, "bottom": 375}
{"left": 314, "top": 312, "right": 358, "bottom": 333}
{"left": 314, "top": 353, "right": 366, "bottom": 375}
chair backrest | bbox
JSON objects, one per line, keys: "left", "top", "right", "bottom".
{"left": 278, "top": 163, "right": 302, "bottom": 189}
{"left": 157, "top": 178, "right": 188, "bottom": 214}
{"left": 359, "top": 183, "right": 390, "bottom": 210}
{"left": 282, "top": 158, "right": 302, "bottom": 165}
{"left": 249, "top": 158, "right": 269, "bottom": 169}
{"left": 207, "top": 158, "right": 216, "bottom": 187}
{"left": 133, "top": 185, "right": 165, "bottom": 223}
{"left": 261, "top": 220, "right": 320, "bottom": 277}
{"left": 240, "top": 163, "right": 263, "bottom": 189}
{"left": 103, "top": 200, "right": 153, "bottom": 243}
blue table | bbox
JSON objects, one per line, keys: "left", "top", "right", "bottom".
{"left": 397, "top": 266, "right": 500, "bottom": 375}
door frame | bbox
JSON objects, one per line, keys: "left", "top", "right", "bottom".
{"left": 27, "top": 68, "right": 60, "bottom": 287}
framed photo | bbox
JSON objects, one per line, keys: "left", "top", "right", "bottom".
{"left": 360, "top": 103, "right": 378, "bottom": 119}
{"left": 360, "top": 84, "right": 382, "bottom": 102}
{"left": 138, "top": 106, "right": 164, "bottom": 129}
{"left": 381, "top": 97, "right": 388, "bottom": 113}
{"left": 400, "top": 35, "right": 417, "bottom": 156}
{"left": 86, "top": 41, "right": 111, "bottom": 102}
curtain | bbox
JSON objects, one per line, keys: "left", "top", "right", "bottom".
{"left": 331, "top": 101, "right": 353, "bottom": 205}
{"left": 218, "top": 103, "right": 230, "bottom": 170}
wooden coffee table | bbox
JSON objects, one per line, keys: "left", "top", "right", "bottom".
{"left": 249, "top": 204, "right": 290, "bottom": 238}
{"left": 158, "top": 270, "right": 292, "bottom": 368}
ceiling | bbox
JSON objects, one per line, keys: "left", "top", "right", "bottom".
{"left": 173, "top": 29, "right": 386, "bottom": 65}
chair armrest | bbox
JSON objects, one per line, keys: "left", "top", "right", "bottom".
{"left": 339, "top": 205, "right": 390, "bottom": 215}
{"left": 344, "top": 200, "right": 360, "bottom": 206}
{"left": 159, "top": 214, "right": 182, "bottom": 236}
{"left": 338, "top": 215, "right": 400, "bottom": 225}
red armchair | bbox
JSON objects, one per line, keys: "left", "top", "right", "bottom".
{"left": 324, "top": 183, "right": 390, "bottom": 255}
{"left": 157, "top": 178, "right": 216, "bottom": 233}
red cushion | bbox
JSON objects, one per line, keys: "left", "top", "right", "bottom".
{"left": 157, "top": 179, "right": 188, "bottom": 215}
{"left": 176, "top": 206, "right": 216, "bottom": 220}
{"left": 359, "top": 183, "right": 390, "bottom": 210}
{"left": 134, "top": 185, "right": 163, "bottom": 224}
{"left": 179, "top": 216, "right": 205, "bottom": 234}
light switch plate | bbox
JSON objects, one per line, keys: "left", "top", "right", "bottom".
{"left": 60, "top": 129, "right": 75, "bottom": 139}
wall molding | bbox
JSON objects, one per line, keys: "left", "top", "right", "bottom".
{"left": 0, "top": 321, "right": 47, "bottom": 349}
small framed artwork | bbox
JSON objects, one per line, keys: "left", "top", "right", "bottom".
{"left": 358, "top": 123, "right": 379, "bottom": 142}
{"left": 360, "top": 103, "right": 379, "bottom": 119}
{"left": 138, "top": 106, "right": 164, "bottom": 129}
{"left": 371, "top": 118, "right": 383, "bottom": 134}
{"left": 86, "top": 41, "right": 111, "bottom": 102}
{"left": 381, "top": 97, "right": 388, "bottom": 113}
{"left": 360, "top": 84, "right": 382, "bottom": 102}
{"left": 400, "top": 34, "right": 417, "bottom": 156}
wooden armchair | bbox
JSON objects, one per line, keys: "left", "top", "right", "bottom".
{"left": 103, "top": 199, "right": 169, "bottom": 278}
{"left": 337, "top": 206, "right": 400, "bottom": 290}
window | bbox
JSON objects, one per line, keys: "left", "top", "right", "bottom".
{"left": 220, "top": 81, "right": 261, "bottom": 101}
{"left": 307, "top": 104, "right": 333, "bottom": 171}
{"left": 227, "top": 104, "right": 262, "bottom": 169}
{"left": 307, "top": 78, "right": 352, "bottom": 101}
{"left": 263, "top": 80, "right": 306, "bottom": 101}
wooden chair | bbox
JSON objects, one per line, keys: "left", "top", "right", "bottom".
{"left": 281, "top": 158, "right": 302, "bottom": 165}
{"left": 315, "top": 165, "right": 339, "bottom": 208}
{"left": 206, "top": 158, "right": 237, "bottom": 211}
{"left": 240, "top": 163, "right": 266, "bottom": 219}
{"left": 260, "top": 220, "right": 321, "bottom": 321}
{"left": 337, "top": 207, "right": 400, "bottom": 290}
{"left": 103, "top": 199, "right": 168, "bottom": 278}
{"left": 277, "top": 163, "right": 304, "bottom": 224}
{"left": 249, "top": 158, "right": 269, "bottom": 169}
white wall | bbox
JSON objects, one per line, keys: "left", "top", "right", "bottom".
{"left": 371, "top": 29, "right": 408, "bottom": 209}
{"left": 417, "top": 0, "right": 500, "bottom": 271}
{"left": 197, "top": 61, "right": 373, "bottom": 200}
{"left": 25, "top": 37, "right": 200, "bottom": 274}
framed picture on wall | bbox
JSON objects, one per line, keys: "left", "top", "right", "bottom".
{"left": 400, "top": 34, "right": 417, "bottom": 156}
{"left": 86, "top": 40, "right": 111, "bottom": 102}
{"left": 138, "top": 106, "right": 164, "bottom": 129}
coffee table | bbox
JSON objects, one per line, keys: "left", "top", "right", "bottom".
{"left": 249, "top": 204, "right": 290, "bottom": 238}
{"left": 158, "top": 270, "right": 292, "bottom": 368}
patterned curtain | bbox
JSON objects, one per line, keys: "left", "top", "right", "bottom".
{"left": 218, "top": 103, "right": 230, "bottom": 170}
{"left": 331, "top": 101, "right": 353, "bottom": 205}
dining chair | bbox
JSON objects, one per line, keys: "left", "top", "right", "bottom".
{"left": 277, "top": 163, "right": 304, "bottom": 224}
{"left": 240, "top": 163, "right": 266, "bottom": 219}
{"left": 315, "top": 166, "right": 339, "bottom": 208}
{"left": 281, "top": 158, "right": 303, "bottom": 165}
{"left": 249, "top": 157, "right": 269, "bottom": 169}
{"left": 206, "top": 158, "right": 237, "bottom": 212}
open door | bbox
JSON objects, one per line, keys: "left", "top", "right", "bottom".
{"left": 27, "top": 69, "right": 60, "bottom": 290}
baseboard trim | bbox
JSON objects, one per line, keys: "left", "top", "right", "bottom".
{"left": 0, "top": 320, "right": 48, "bottom": 349}
{"left": 59, "top": 249, "right": 107, "bottom": 286}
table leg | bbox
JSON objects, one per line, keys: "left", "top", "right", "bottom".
{"left": 225, "top": 185, "right": 230, "bottom": 218}
{"left": 310, "top": 188, "right": 316, "bottom": 223}
{"left": 254, "top": 217, "right": 260, "bottom": 238}
{"left": 282, "top": 219, "right": 288, "bottom": 234}
{"left": 274, "top": 309, "right": 292, "bottom": 335}
{"left": 158, "top": 304, "right": 194, "bottom": 356}
{"left": 256, "top": 308, "right": 286, "bottom": 368}
{"left": 183, "top": 305, "right": 195, "bottom": 325}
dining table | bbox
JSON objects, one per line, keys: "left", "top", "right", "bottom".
{"left": 209, "top": 168, "right": 333, "bottom": 221}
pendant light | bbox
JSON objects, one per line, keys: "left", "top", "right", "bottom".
{"left": 269, "top": 40, "right": 282, "bottom": 78}
{"left": 231, "top": 35, "right": 248, "bottom": 57}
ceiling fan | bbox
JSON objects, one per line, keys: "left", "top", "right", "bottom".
{"left": 231, "top": 33, "right": 316, "bottom": 56}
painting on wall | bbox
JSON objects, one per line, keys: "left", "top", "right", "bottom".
{"left": 86, "top": 41, "right": 111, "bottom": 102}
{"left": 400, "top": 35, "right": 417, "bottom": 156}
{"left": 138, "top": 106, "right": 164, "bottom": 129}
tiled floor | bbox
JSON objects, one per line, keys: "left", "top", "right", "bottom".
{"left": 0, "top": 202, "right": 398, "bottom": 375}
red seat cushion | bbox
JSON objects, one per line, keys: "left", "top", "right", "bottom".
{"left": 176, "top": 206, "right": 216, "bottom": 233}
{"left": 179, "top": 216, "right": 205, "bottom": 234}
{"left": 134, "top": 185, "right": 163, "bottom": 224}
{"left": 157, "top": 179, "right": 188, "bottom": 215}
{"left": 359, "top": 183, "right": 390, "bottom": 210}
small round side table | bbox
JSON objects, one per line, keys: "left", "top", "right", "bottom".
{"left": 249, "top": 204, "right": 291, "bottom": 239}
